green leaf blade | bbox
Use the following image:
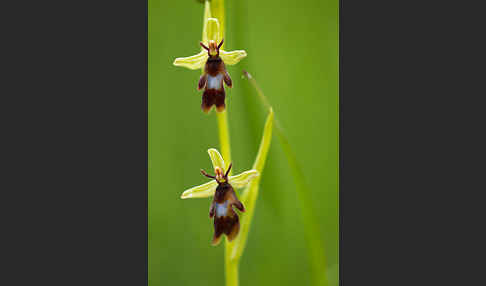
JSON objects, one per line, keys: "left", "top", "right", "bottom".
{"left": 231, "top": 108, "right": 274, "bottom": 261}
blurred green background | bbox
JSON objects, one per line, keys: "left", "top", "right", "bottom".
{"left": 149, "top": 0, "right": 338, "bottom": 285}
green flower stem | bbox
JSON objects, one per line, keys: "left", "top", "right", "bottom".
{"left": 220, "top": 112, "right": 238, "bottom": 286}
{"left": 216, "top": 111, "right": 232, "bottom": 167}
{"left": 206, "top": 1, "right": 238, "bottom": 285}
{"left": 200, "top": 2, "right": 272, "bottom": 286}
{"left": 224, "top": 247, "right": 238, "bottom": 286}
{"left": 243, "top": 71, "right": 329, "bottom": 286}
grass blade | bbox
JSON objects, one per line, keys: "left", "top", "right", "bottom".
{"left": 243, "top": 71, "right": 329, "bottom": 286}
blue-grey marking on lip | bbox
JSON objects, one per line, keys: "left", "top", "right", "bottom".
{"left": 215, "top": 201, "right": 229, "bottom": 217}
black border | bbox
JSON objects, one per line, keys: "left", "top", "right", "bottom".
{"left": 2, "top": 1, "right": 148, "bottom": 285}
{"left": 341, "top": 0, "right": 484, "bottom": 285}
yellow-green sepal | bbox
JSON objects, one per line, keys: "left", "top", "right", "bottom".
{"left": 229, "top": 170, "right": 259, "bottom": 189}
{"left": 181, "top": 180, "right": 218, "bottom": 199}
{"left": 220, "top": 50, "right": 247, "bottom": 66}
{"left": 173, "top": 51, "right": 208, "bottom": 70}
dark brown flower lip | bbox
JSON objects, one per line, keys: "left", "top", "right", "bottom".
{"left": 209, "top": 180, "right": 245, "bottom": 246}
{"left": 198, "top": 39, "right": 232, "bottom": 113}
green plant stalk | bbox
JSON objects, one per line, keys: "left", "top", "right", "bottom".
{"left": 203, "top": 2, "right": 273, "bottom": 285}
{"left": 206, "top": 1, "right": 238, "bottom": 286}
{"left": 243, "top": 71, "right": 329, "bottom": 286}
{"left": 216, "top": 111, "right": 232, "bottom": 166}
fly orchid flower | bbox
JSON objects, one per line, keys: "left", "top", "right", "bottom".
{"left": 181, "top": 148, "right": 258, "bottom": 245}
{"left": 173, "top": 4, "right": 247, "bottom": 113}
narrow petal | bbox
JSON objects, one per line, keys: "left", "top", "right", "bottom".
{"left": 181, "top": 180, "right": 218, "bottom": 199}
{"left": 229, "top": 170, "right": 259, "bottom": 189}
{"left": 173, "top": 51, "right": 208, "bottom": 70}
{"left": 207, "top": 148, "right": 226, "bottom": 171}
{"left": 201, "top": 0, "right": 212, "bottom": 46}
{"left": 205, "top": 18, "right": 221, "bottom": 44}
{"left": 220, "top": 50, "right": 247, "bottom": 66}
